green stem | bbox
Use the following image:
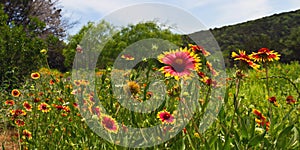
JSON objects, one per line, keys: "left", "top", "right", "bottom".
{"left": 234, "top": 77, "right": 241, "bottom": 113}
{"left": 264, "top": 62, "right": 273, "bottom": 125}
{"left": 265, "top": 62, "right": 270, "bottom": 97}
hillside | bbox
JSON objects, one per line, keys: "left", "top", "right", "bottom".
{"left": 187, "top": 9, "right": 300, "bottom": 66}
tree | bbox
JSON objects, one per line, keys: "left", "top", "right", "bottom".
{"left": 98, "top": 21, "right": 182, "bottom": 68}
{"left": 0, "top": 0, "right": 73, "bottom": 38}
{"left": 280, "top": 26, "right": 300, "bottom": 62}
{"left": 0, "top": 4, "right": 45, "bottom": 90}
{"left": 1, "top": 0, "right": 76, "bottom": 72}
{"left": 63, "top": 21, "right": 116, "bottom": 70}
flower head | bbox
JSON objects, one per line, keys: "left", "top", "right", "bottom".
{"left": 11, "top": 89, "right": 21, "bottom": 97}
{"left": 189, "top": 44, "right": 210, "bottom": 56}
{"left": 15, "top": 119, "right": 25, "bottom": 127}
{"left": 158, "top": 48, "right": 200, "bottom": 80}
{"left": 286, "top": 95, "right": 296, "bottom": 104}
{"left": 22, "top": 130, "right": 32, "bottom": 140}
{"left": 250, "top": 48, "right": 280, "bottom": 62}
{"left": 100, "top": 114, "right": 119, "bottom": 133}
{"left": 125, "top": 81, "right": 140, "bottom": 95}
{"left": 38, "top": 102, "right": 51, "bottom": 113}
{"left": 255, "top": 118, "right": 270, "bottom": 131}
{"left": 232, "top": 50, "right": 260, "bottom": 69}
{"left": 5, "top": 100, "right": 15, "bottom": 106}
{"left": 206, "top": 61, "right": 219, "bottom": 76}
{"left": 268, "top": 96, "right": 279, "bottom": 107}
{"left": 23, "top": 101, "right": 32, "bottom": 111}
{"left": 10, "top": 109, "right": 27, "bottom": 117}
{"left": 252, "top": 109, "right": 266, "bottom": 120}
{"left": 31, "top": 72, "right": 40, "bottom": 79}
{"left": 157, "top": 110, "right": 175, "bottom": 124}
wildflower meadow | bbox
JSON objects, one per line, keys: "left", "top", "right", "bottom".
{"left": 0, "top": 44, "right": 299, "bottom": 149}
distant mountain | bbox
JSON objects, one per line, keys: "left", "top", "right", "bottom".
{"left": 185, "top": 9, "right": 300, "bottom": 66}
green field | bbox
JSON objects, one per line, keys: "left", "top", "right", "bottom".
{"left": 1, "top": 47, "right": 299, "bottom": 150}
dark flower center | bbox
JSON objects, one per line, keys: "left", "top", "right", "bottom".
{"left": 163, "top": 114, "right": 170, "bottom": 120}
{"left": 42, "top": 105, "right": 47, "bottom": 110}
{"left": 172, "top": 58, "right": 186, "bottom": 72}
{"left": 105, "top": 120, "right": 114, "bottom": 129}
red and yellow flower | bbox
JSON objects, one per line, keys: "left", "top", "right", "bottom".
{"left": 268, "top": 96, "right": 279, "bottom": 107}
{"left": 252, "top": 109, "right": 266, "bottom": 120}
{"left": 232, "top": 50, "right": 260, "bottom": 69}
{"left": 31, "top": 72, "right": 40, "bottom": 79}
{"left": 11, "top": 89, "right": 21, "bottom": 97}
{"left": 252, "top": 109, "right": 270, "bottom": 131}
{"left": 206, "top": 61, "right": 219, "bottom": 76}
{"left": 15, "top": 119, "right": 25, "bottom": 127}
{"left": 158, "top": 47, "right": 200, "bottom": 80}
{"left": 189, "top": 44, "right": 210, "bottom": 56}
{"left": 38, "top": 102, "right": 51, "bottom": 113}
{"left": 23, "top": 101, "right": 32, "bottom": 111}
{"left": 286, "top": 95, "right": 296, "bottom": 104}
{"left": 10, "top": 109, "right": 27, "bottom": 117}
{"left": 249, "top": 48, "right": 280, "bottom": 62}
{"left": 157, "top": 110, "right": 175, "bottom": 124}
{"left": 100, "top": 114, "right": 119, "bottom": 133}
{"left": 5, "top": 100, "right": 15, "bottom": 106}
{"left": 22, "top": 129, "right": 32, "bottom": 140}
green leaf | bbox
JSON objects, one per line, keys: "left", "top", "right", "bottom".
{"left": 276, "top": 125, "right": 294, "bottom": 148}
{"left": 248, "top": 133, "right": 265, "bottom": 147}
{"left": 239, "top": 117, "right": 249, "bottom": 139}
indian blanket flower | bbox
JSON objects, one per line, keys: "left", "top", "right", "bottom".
{"left": 92, "top": 106, "right": 101, "bottom": 116}
{"left": 121, "top": 54, "right": 135, "bottom": 60}
{"left": 33, "top": 97, "right": 41, "bottom": 103}
{"left": 23, "top": 101, "right": 32, "bottom": 111}
{"left": 38, "top": 102, "right": 51, "bottom": 113}
{"left": 232, "top": 50, "right": 260, "bottom": 69}
{"left": 252, "top": 109, "right": 270, "bottom": 131}
{"left": 268, "top": 96, "right": 279, "bottom": 107}
{"left": 31, "top": 72, "right": 40, "bottom": 79}
{"left": 10, "top": 109, "right": 27, "bottom": 117}
{"left": 5, "top": 100, "right": 15, "bottom": 106}
{"left": 157, "top": 110, "right": 175, "bottom": 124}
{"left": 249, "top": 48, "right": 280, "bottom": 62}
{"left": 286, "top": 95, "right": 296, "bottom": 104}
{"left": 206, "top": 61, "right": 219, "bottom": 76}
{"left": 189, "top": 44, "right": 210, "bottom": 56}
{"left": 158, "top": 48, "right": 200, "bottom": 80}
{"left": 100, "top": 114, "right": 119, "bottom": 133}
{"left": 255, "top": 118, "right": 270, "bottom": 131}
{"left": 11, "top": 89, "right": 21, "bottom": 97}
{"left": 15, "top": 119, "right": 25, "bottom": 127}
{"left": 22, "top": 130, "right": 32, "bottom": 140}
{"left": 252, "top": 109, "right": 266, "bottom": 120}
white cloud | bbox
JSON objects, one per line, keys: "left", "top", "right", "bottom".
{"left": 60, "top": 0, "right": 300, "bottom": 35}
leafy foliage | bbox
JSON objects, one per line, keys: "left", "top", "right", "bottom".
{"left": 0, "top": 5, "right": 45, "bottom": 90}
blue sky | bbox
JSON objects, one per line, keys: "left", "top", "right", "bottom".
{"left": 60, "top": 0, "right": 300, "bottom": 35}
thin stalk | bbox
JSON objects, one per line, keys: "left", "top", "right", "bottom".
{"left": 265, "top": 62, "right": 270, "bottom": 97}
{"left": 234, "top": 77, "right": 241, "bottom": 113}
{"left": 264, "top": 62, "right": 273, "bottom": 125}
